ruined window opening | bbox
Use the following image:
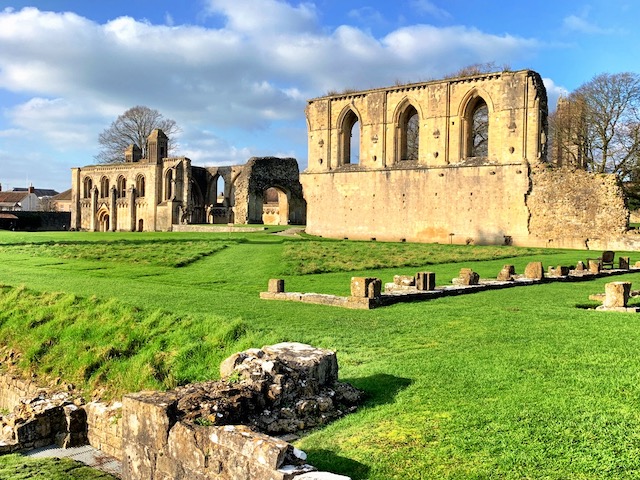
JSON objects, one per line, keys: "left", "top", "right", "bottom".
{"left": 83, "top": 177, "right": 92, "bottom": 198}
{"left": 215, "top": 175, "right": 225, "bottom": 205}
{"left": 401, "top": 105, "right": 419, "bottom": 161}
{"left": 136, "top": 175, "right": 146, "bottom": 197}
{"left": 468, "top": 99, "right": 489, "bottom": 159}
{"left": 341, "top": 110, "right": 360, "bottom": 165}
{"left": 117, "top": 176, "right": 127, "bottom": 199}
{"left": 165, "top": 170, "right": 173, "bottom": 200}
{"left": 100, "top": 177, "right": 109, "bottom": 198}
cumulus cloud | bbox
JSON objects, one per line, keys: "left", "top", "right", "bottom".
{"left": 0, "top": 2, "right": 547, "bottom": 189}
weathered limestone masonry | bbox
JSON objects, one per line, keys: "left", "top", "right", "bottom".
{"left": 122, "top": 342, "right": 359, "bottom": 480}
{"left": 301, "top": 69, "right": 634, "bottom": 249}
{"left": 526, "top": 166, "right": 629, "bottom": 249}
{"left": 0, "top": 344, "right": 357, "bottom": 480}
{"left": 71, "top": 131, "right": 306, "bottom": 231}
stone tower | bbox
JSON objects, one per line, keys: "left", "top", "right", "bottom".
{"left": 146, "top": 129, "right": 169, "bottom": 164}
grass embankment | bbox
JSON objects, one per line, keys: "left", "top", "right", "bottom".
{"left": 1, "top": 230, "right": 640, "bottom": 479}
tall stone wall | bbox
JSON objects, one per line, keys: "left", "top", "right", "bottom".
{"left": 303, "top": 163, "right": 531, "bottom": 244}
{"left": 526, "top": 166, "right": 629, "bottom": 246}
{"left": 302, "top": 70, "right": 547, "bottom": 246}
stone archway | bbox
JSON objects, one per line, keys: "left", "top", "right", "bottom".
{"left": 262, "top": 187, "right": 289, "bottom": 225}
{"left": 97, "top": 209, "right": 110, "bottom": 232}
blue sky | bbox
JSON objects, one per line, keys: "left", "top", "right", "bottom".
{"left": 0, "top": 0, "right": 638, "bottom": 192}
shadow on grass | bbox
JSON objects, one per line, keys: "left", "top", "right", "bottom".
{"left": 302, "top": 449, "right": 370, "bottom": 480}
{"left": 345, "top": 373, "right": 413, "bottom": 408}
{"left": 303, "top": 374, "right": 412, "bottom": 479}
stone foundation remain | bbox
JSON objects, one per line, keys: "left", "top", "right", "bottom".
{"left": 0, "top": 343, "right": 359, "bottom": 480}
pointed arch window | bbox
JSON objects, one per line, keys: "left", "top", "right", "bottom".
{"left": 467, "top": 98, "right": 489, "bottom": 159}
{"left": 341, "top": 110, "right": 360, "bottom": 165}
{"left": 136, "top": 175, "right": 146, "bottom": 197}
{"left": 400, "top": 105, "right": 419, "bottom": 161}
{"left": 117, "top": 176, "right": 127, "bottom": 198}
{"left": 165, "top": 169, "right": 174, "bottom": 200}
{"left": 100, "top": 177, "right": 110, "bottom": 198}
{"left": 83, "top": 177, "right": 93, "bottom": 198}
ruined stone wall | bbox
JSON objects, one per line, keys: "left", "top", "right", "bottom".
{"left": 85, "top": 402, "right": 123, "bottom": 460}
{"left": 304, "top": 164, "right": 531, "bottom": 244}
{"left": 302, "top": 70, "right": 547, "bottom": 245}
{"left": 527, "top": 166, "right": 629, "bottom": 245}
{"left": 234, "top": 157, "right": 307, "bottom": 225}
{"left": 0, "top": 372, "right": 41, "bottom": 412}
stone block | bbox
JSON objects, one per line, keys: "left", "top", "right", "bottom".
{"left": 458, "top": 268, "right": 479, "bottom": 285}
{"left": 393, "top": 275, "right": 415, "bottom": 287}
{"left": 122, "top": 391, "right": 178, "bottom": 451}
{"left": 497, "top": 265, "right": 515, "bottom": 281}
{"left": 620, "top": 257, "right": 630, "bottom": 269}
{"left": 268, "top": 279, "right": 285, "bottom": 293}
{"left": 524, "top": 262, "right": 544, "bottom": 280}
{"left": 416, "top": 272, "right": 436, "bottom": 291}
{"left": 575, "top": 261, "right": 585, "bottom": 272}
{"left": 603, "top": 282, "right": 631, "bottom": 308}
{"left": 262, "top": 343, "right": 338, "bottom": 387}
{"left": 350, "top": 277, "right": 381, "bottom": 298}
{"left": 588, "top": 259, "right": 601, "bottom": 273}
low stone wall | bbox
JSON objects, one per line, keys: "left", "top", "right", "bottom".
{"left": 0, "top": 371, "right": 41, "bottom": 412}
{"left": 0, "top": 344, "right": 357, "bottom": 480}
{"left": 85, "top": 401, "right": 123, "bottom": 460}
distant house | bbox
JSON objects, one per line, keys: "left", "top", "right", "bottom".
{"left": 0, "top": 185, "right": 40, "bottom": 211}
{"left": 49, "top": 189, "right": 72, "bottom": 212}
{"left": 11, "top": 186, "right": 59, "bottom": 199}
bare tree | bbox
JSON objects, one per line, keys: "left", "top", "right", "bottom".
{"left": 551, "top": 72, "right": 640, "bottom": 176}
{"left": 96, "top": 106, "right": 181, "bottom": 164}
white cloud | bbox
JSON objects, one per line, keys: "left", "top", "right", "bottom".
{"left": 0, "top": 3, "right": 545, "bottom": 190}
{"left": 561, "top": 8, "right": 617, "bottom": 35}
{"left": 410, "top": 0, "right": 452, "bottom": 20}
{"left": 542, "top": 78, "right": 569, "bottom": 112}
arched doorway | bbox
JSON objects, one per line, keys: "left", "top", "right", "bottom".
{"left": 262, "top": 187, "right": 289, "bottom": 225}
{"left": 138, "top": 219, "right": 144, "bottom": 232}
{"left": 98, "top": 210, "right": 110, "bottom": 232}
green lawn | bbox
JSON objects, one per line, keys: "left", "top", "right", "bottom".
{"left": 1, "top": 229, "right": 640, "bottom": 479}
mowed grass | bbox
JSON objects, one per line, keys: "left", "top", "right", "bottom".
{"left": 1, "top": 229, "right": 640, "bottom": 479}
{"left": 0, "top": 454, "right": 116, "bottom": 479}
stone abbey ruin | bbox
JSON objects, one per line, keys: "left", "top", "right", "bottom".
{"left": 70, "top": 130, "right": 306, "bottom": 232}
{"left": 302, "top": 69, "right": 631, "bottom": 250}
{"left": 69, "top": 68, "right": 636, "bottom": 251}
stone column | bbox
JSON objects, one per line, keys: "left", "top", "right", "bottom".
{"left": 603, "top": 281, "right": 631, "bottom": 308}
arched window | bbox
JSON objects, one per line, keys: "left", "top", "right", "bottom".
{"left": 83, "top": 177, "right": 92, "bottom": 198}
{"left": 117, "top": 176, "right": 127, "bottom": 198}
{"left": 136, "top": 175, "right": 146, "bottom": 197}
{"left": 341, "top": 110, "right": 360, "bottom": 165}
{"left": 467, "top": 98, "right": 489, "bottom": 159}
{"left": 214, "top": 175, "right": 225, "bottom": 205}
{"left": 400, "top": 105, "right": 419, "bottom": 161}
{"left": 100, "top": 177, "right": 109, "bottom": 198}
{"left": 165, "top": 169, "right": 173, "bottom": 200}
